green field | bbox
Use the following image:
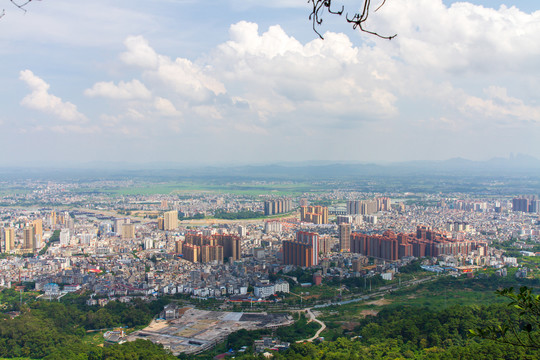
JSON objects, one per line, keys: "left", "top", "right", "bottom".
{"left": 76, "top": 181, "right": 327, "bottom": 196}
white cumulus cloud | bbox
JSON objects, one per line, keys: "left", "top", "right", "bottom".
{"left": 154, "top": 97, "right": 181, "bottom": 117}
{"left": 120, "top": 35, "right": 226, "bottom": 102}
{"left": 19, "top": 70, "right": 87, "bottom": 123}
{"left": 373, "top": 0, "right": 540, "bottom": 73}
{"left": 462, "top": 86, "right": 540, "bottom": 123}
{"left": 120, "top": 36, "right": 159, "bottom": 68}
{"left": 214, "top": 21, "right": 398, "bottom": 121}
{"left": 84, "top": 79, "right": 152, "bottom": 100}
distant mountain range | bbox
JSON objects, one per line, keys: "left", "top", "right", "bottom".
{"left": 1, "top": 154, "right": 539, "bottom": 180}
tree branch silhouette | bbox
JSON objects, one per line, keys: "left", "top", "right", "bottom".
{"left": 2, "top": 0, "right": 38, "bottom": 18}
{"left": 308, "top": 0, "right": 396, "bottom": 40}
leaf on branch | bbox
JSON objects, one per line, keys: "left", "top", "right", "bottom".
{"left": 475, "top": 286, "right": 540, "bottom": 349}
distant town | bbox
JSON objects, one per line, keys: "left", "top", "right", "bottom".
{"left": 1, "top": 176, "right": 539, "bottom": 355}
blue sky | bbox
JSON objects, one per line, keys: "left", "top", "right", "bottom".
{"left": 1, "top": 0, "right": 539, "bottom": 166}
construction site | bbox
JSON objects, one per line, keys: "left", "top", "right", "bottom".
{"left": 127, "top": 307, "right": 293, "bottom": 355}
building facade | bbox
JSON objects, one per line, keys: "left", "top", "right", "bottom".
{"left": 300, "top": 206, "right": 328, "bottom": 224}
{"left": 282, "top": 231, "right": 319, "bottom": 267}
{"left": 350, "top": 226, "right": 487, "bottom": 261}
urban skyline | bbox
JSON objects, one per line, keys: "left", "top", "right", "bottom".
{"left": 0, "top": 175, "right": 539, "bottom": 356}
{"left": 2, "top": 1, "right": 540, "bottom": 166}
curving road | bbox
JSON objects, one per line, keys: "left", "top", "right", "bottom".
{"left": 296, "top": 308, "right": 326, "bottom": 343}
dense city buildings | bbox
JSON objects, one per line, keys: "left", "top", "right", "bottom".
{"left": 264, "top": 199, "right": 293, "bottom": 216}
{"left": 318, "top": 235, "right": 337, "bottom": 255}
{"left": 347, "top": 197, "right": 392, "bottom": 215}
{"left": 0, "top": 183, "right": 534, "bottom": 356}
{"left": 350, "top": 226, "right": 487, "bottom": 261}
{"left": 181, "top": 233, "right": 241, "bottom": 263}
{"left": 300, "top": 206, "right": 328, "bottom": 224}
{"left": 446, "top": 221, "right": 471, "bottom": 232}
{"left": 512, "top": 196, "right": 539, "bottom": 213}
{"left": 264, "top": 221, "right": 282, "bottom": 234}
{"left": 0, "top": 178, "right": 536, "bottom": 314}
{"left": 347, "top": 199, "right": 377, "bottom": 215}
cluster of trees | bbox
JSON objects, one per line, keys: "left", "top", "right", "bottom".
{"left": 327, "top": 274, "right": 385, "bottom": 290}
{"left": 0, "top": 288, "right": 37, "bottom": 311}
{"left": 399, "top": 259, "right": 423, "bottom": 273}
{"left": 0, "top": 292, "right": 171, "bottom": 359}
{"left": 278, "top": 267, "right": 317, "bottom": 285}
{"left": 49, "top": 230, "right": 61, "bottom": 242}
{"left": 232, "top": 336, "right": 538, "bottom": 359}
{"left": 213, "top": 209, "right": 264, "bottom": 220}
{"left": 275, "top": 312, "right": 321, "bottom": 342}
{"left": 234, "top": 312, "right": 318, "bottom": 346}
{"left": 227, "top": 301, "right": 539, "bottom": 359}
{"left": 471, "top": 286, "right": 540, "bottom": 349}
{"left": 178, "top": 212, "right": 205, "bottom": 220}
{"left": 45, "top": 339, "right": 177, "bottom": 360}
{"left": 1, "top": 282, "right": 539, "bottom": 359}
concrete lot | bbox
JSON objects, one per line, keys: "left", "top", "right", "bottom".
{"left": 127, "top": 307, "right": 293, "bottom": 355}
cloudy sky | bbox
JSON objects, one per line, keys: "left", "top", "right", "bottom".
{"left": 1, "top": 0, "right": 539, "bottom": 166}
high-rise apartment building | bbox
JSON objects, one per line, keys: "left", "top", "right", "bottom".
{"left": 339, "top": 223, "right": 351, "bottom": 252}
{"left": 163, "top": 210, "right": 178, "bottom": 231}
{"left": 512, "top": 196, "right": 539, "bottom": 213}
{"left": 182, "top": 233, "right": 241, "bottom": 263}
{"left": 23, "top": 226, "right": 34, "bottom": 252}
{"left": 282, "top": 231, "right": 319, "bottom": 267}
{"left": 183, "top": 243, "right": 200, "bottom": 263}
{"left": 264, "top": 199, "right": 293, "bottom": 216}
{"left": 201, "top": 245, "right": 224, "bottom": 263}
{"left": 114, "top": 218, "right": 130, "bottom": 235}
{"left": 60, "top": 229, "right": 70, "bottom": 246}
{"left": 122, "top": 223, "right": 135, "bottom": 239}
{"left": 347, "top": 200, "right": 378, "bottom": 215}
{"left": 33, "top": 219, "right": 43, "bottom": 248}
{"left": 49, "top": 211, "right": 57, "bottom": 227}
{"left": 157, "top": 217, "right": 164, "bottom": 230}
{"left": 300, "top": 206, "right": 328, "bottom": 224}
{"left": 2, "top": 228, "right": 15, "bottom": 253}
{"left": 318, "top": 235, "right": 337, "bottom": 254}
{"left": 237, "top": 225, "right": 247, "bottom": 237}
{"left": 377, "top": 197, "right": 392, "bottom": 212}
{"left": 350, "top": 226, "right": 486, "bottom": 261}
{"left": 218, "top": 234, "right": 241, "bottom": 260}
{"left": 336, "top": 215, "right": 352, "bottom": 224}
{"left": 175, "top": 240, "right": 183, "bottom": 255}
{"left": 264, "top": 221, "right": 282, "bottom": 234}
